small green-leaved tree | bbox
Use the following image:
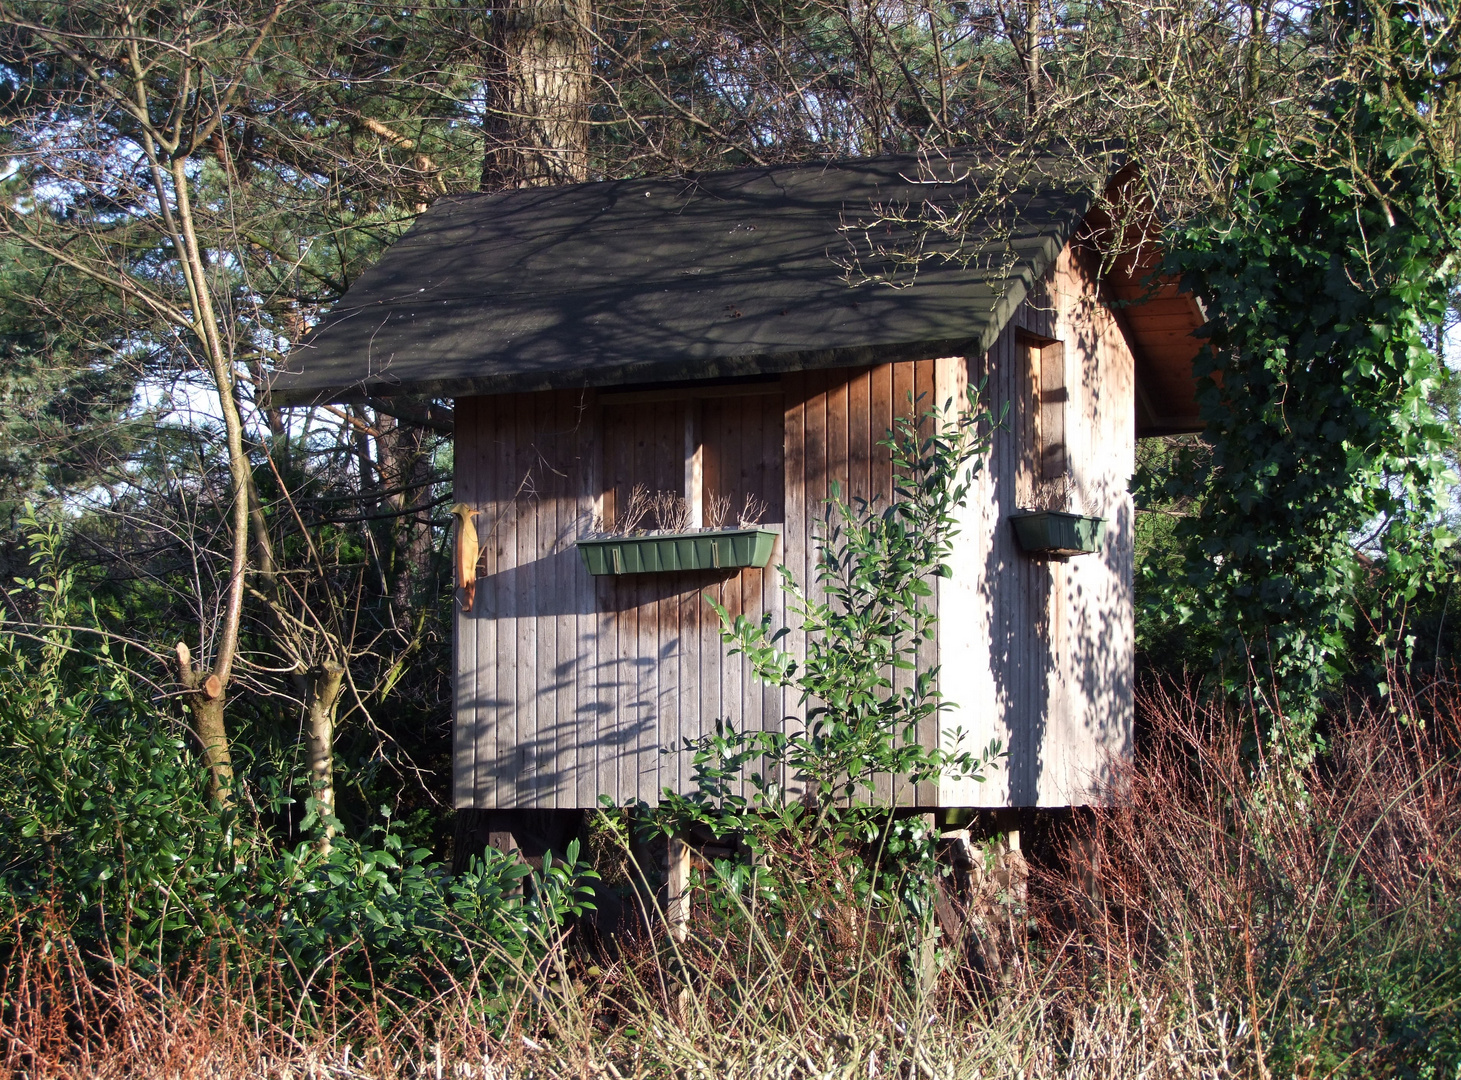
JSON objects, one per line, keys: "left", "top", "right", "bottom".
{"left": 644, "top": 389, "right": 1004, "bottom": 901}
{"left": 0, "top": 513, "right": 598, "bottom": 998}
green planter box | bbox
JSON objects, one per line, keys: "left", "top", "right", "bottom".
{"left": 1010, "top": 511, "right": 1106, "bottom": 557}
{"left": 578, "top": 528, "right": 778, "bottom": 576}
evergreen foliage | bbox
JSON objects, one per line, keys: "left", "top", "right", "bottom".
{"left": 0, "top": 519, "right": 597, "bottom": 996}
{"left": 1154, "top": 0, "right": 1461, "bottom": 720}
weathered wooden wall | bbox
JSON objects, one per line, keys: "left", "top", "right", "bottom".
{"left": 937, "top": 237, "right": 1135, "bottom": 807}
{"left": 452, "top": 367, "right": 934, "bottom": 809}
{"left": 453, "top": 237, "right": 1135, "bottom": 811}
{"left": 453, "top": 385, "right": 794, "bottom": 809}
{"left": 781, "top": 360, "right": 942, "bottom": 809}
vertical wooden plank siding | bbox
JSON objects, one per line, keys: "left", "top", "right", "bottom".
{"left": 574, "top": 392, "right": 601, "bottom": 809}
{"left": 800, "top": 368, "right": 829, "bottom": 693}
{"left": 826, "top": 374, "right": 850, "bottom": 512}
{"left": 780, "top": 373, "right": 808, "bottom": 798}
{"left": 623, "top": 405, "right": 650, "bottom": 803}
{"left": 539, "top": 394, "right": 563, "bottom": 807}
{"left": 512, "top": 396, "right": 537, "bottom": 804}
{"left": 735, "top": 396, "right": 759, "bottom": 753}
{"left": 923, "top": 356, "right": 965, "bottom": 807}
{"left": 452, "top": 397, "right": 479, "bottom": 809}
{"left": 453, "top": 239, "right": 1133, "bottom": 810}
{"left": 910, "top": 360, "right": 939, "bottom": 807}
{"left": 716, "top": 398, "right": 744, "bottom": 757}
{"left": 600, "top": 404, "right": 629, "bottom": 806}
{"left": 648, "top": 400, "right": 679, "bottom": 803}
{"left": 549, "top": 392, "right": 583, "bottom": 808}
{"left": 1057, "top": 240, "right": 1134, "bottom": 805}
{"left": 699, "top": 397, "right": 729, "bottom": 787}
{"left": 760, "top": 394, "right": 785, "bottom": 744}
{"left": 778, "top": 363, "right": 934, "bottom": 807}
{"left": 1039, "top": 343, "right": 1069, "bottom": 481}
{"left": 586, "top": 394, "right": 614, "bottom": 810}
{"left": 937, "top": 239, "right": 1135, "bottom": 807}
{"left": 457, "top": 387, "right": 784, "bottom": 808}
{"left": 848, "top": 369, "right": 871, "bottom": 505}
{"left": 491, "top": 394, "right": 515, "bottom": 808}
{"left": 480, "top": 395, "right": 506, "bottom": 809}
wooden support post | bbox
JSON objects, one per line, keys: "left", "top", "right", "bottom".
{"left": 489, "top": 822, "right": 525, "bottom": 897}
{"left": 1069, "top": 827, "right": 1105, "bottom": 917}
{"left": 941, "top": 826, "right": 976, "bottom": 894}
{"left": 991, "top": 809, "right": 1027, "bottom": 907}
{"left": 666, "top": 833, "right": 690, "bottom": 942}
{"left": 488, "top": 826, "right": 520, "bottom": 860}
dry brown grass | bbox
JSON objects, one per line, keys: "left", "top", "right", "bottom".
{"left": 4, "top": 680, "right": 1458, "bottom": 1079}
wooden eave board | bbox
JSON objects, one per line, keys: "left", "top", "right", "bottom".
{"left": 1111, "top": 273, "right": 1207, "bottom": 437}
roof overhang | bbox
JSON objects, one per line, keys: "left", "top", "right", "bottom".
{"left": 266, "top": 153, "right": 1092, "bottom": 408}
{"left": 266, "top": 152, "right": 1208, "bottom": 436}
{"left": 1082, "top": 170, "right": 1207, "bottom": 438}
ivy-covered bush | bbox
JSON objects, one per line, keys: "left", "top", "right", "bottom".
{"left": 1155, "top": 0, "right": 1461, "bottom": 728}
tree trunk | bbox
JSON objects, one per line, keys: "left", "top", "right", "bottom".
{"left": 192, "top": 695, "right": 234, "bottom": 804}
{"left": 1025, "top": 0, "right": 1040, "bottom": 119}
{"left": 151, "top": 152, "right": 250, "bottom": 812}
{"left": 482, "top": 0, "right": 594, "bottom": 188}
{"left": 176, "top": 641, "right": 235, "bottom": 806}
{"left": 373, "top": 413, "right": 438, "bottom": 610}
{"left": 305, "top": 662, "right": 347, "bottom": 852}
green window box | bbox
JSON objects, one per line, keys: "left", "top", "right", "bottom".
{"left": 577, "top": 528, "right": 779, "bottom": 575}
{"left": 1010, "top": 511, "right": 1106, "bottom": 557}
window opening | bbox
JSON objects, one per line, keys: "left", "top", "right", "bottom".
{"left": 598, "top": 385, "right": 783, "bottom": 534}
{"left": 1022, "top": 333, "right": 1067, "bottom": 483}
{"left": 1038, "top": 340, "right": 1067, "bottom": 482}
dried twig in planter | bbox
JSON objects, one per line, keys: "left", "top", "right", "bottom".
{"left": 737, "top": 493, "right": 768, "bottom": 528}
{"left": 704, "top": 492, "right": 732, "bottom": 530}
{"left": 616, "top": 484, "right": 653, "bottom": 533}
{"left": 597, "top": 487, "right": 767, "bottom": 536}
{"left": 1028, "top": 476, "right": 1074, "bottom": 514}
{"left": 651, "top": 490, "right": 692, "bottom": 532}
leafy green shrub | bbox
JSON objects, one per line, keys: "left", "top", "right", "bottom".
{"left": 630, "top": 391, "right": 1004, "bottom": 969}
{"left": 1157, "top": 2, "right": 1461, "bottom": 724}
{"left": 0, "top": 522, "right": 596, "bottom": 1000}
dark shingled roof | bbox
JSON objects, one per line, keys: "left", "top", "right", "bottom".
{"left": 267, "top": 153, "right": 1095, "bottom": 406}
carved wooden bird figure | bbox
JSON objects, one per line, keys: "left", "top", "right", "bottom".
{"left": 450, "top": 503, "right": 480, "bottom": 612}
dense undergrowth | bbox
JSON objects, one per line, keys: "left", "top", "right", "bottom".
{"left": 0, "top": 615, "right": 599, "bottom": 1009}
{"left": 3, "top": 395, "right": 1459, "bottom": 1077}
{"left": 1, "top": 666, "right": 1457, "bottom": 1078}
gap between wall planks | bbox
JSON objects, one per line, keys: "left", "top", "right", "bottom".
{"left": 514, "top": 394, "right": 537, "bottom": 805}
{"left": 569, "top": 395, "right": 595, "bottom": 810}
{"left": 912, "top": 358, "right": 939, "bottom": 808}
{"left": 780, "top": 370, "right": 808, "bottom": 801}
